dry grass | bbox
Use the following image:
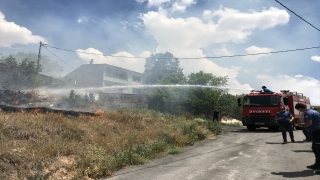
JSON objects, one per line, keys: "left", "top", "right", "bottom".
{"left": 0, "top": 109, "right": 219, "bottom": 179}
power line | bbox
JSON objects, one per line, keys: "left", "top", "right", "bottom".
{"left": 43, "top": 46, "right": 75, "bottom": 69}
{"left": 274, "top": 0, "right": 320, "bottom": 32}
{"left": 195, "top": 46, "right": 320, "bottom": 59}
{"left": 45, "top": 45, "right": 320, "bottom": 60}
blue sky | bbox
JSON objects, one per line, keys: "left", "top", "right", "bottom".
{"left": 0, "top": 0, "right": 319, "bottom": 104}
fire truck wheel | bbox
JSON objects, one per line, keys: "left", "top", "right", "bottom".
{"left": 247, "top": 125, "right": 256, "bottom": 131}
{"left": 268, "top": 127, "right": 279, "bottom": 131}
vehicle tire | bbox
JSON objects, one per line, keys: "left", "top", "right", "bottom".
{"left": 268, "top": 127, "right": 279, "bottom": 131}
{"left": 247, "top": 125, "right": 256, "bottom": 131}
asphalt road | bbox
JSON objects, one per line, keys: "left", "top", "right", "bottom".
{"left": 105, "top": 126, "right": 319, "bottom": 180}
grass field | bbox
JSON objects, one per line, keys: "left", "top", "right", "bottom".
{"left": 0, "top": 109, "right": 221, "bottom": 180}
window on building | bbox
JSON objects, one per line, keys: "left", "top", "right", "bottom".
{"left": 132, "top": 75, "right": 141, "bottom": 82}
{"left": 105, "top": 71, "right": 127, "bottom": 80}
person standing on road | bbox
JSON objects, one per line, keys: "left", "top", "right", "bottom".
{"left": 300, "top": 112, "right": 313, "bottom": 142}
{"left": 213, "top": 109, "right": 220, "bottom": 122}
{"left": 275, "top": 106, "right": 295, "bottom": 144}
{"left": 295, "top": 103, "right": 320, "bottom": 174}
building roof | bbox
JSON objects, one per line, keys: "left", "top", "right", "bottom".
{"left": 64, "top": 63, "right": 142, "bottom": 78}
{"left": 104, "top": 64, "right": 142, "bottom": 74}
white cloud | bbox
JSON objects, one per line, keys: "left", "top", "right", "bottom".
{"left": 140, "top": 51, "right": 152, "bottom": 58}
{"left": 243, "top": 46, "right": 272, "bottom": 61}
{"left": 241, "top": 68, "right": 257, "bottom": 74}
{"left": 140, "top": 7, "right": 288, "bottom": 52}
{"left": 120, "top": 21, "right": 142, "bottom": 31}
{"left": 137, "top": 0, "right": 171, "bottom": 7}
{"left": 311, "top": 56, "right": 320, "bottom": 62}
{"left": 256, "top": 74, "right": 320, "bottom": 105}
{"left": 208, "top": 7, "right": 289, "bottom": 31}
{"left": 213, "top": 45, "right": 233, "bottom": 56}
{"left": 202, "top": 10, "right": 213, "bottom": 20}
{"left": 139, "top": 7, "right": 289, "bottom": 93}
{"left": 294, "top": 74, "right": 303, "bottom": 78}
{"left": 265, "top": 67, "right": 275, "bottom": 73}
{"left": 76, "top": 48, "right": 148, "bottom": 73}
{"left": 136, "top": 0, "right": 196, "bottom": 12}
{"left": 180, "top": 57, "right": 253, "bottom": 94}
{"left": 172, "top": 0, "right": 196, "bottom": 13}
{"left": 0, "top": 11, "right": 46, "bottom": 47}
{"left": 77, "top": 16, "right": 88, "bottom": 23}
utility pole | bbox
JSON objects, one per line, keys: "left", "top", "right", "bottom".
{"left": 37, "top": 41, "right": 42, "bottom": 73}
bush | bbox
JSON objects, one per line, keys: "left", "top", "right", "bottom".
{"left": 206, "top": 121, "right": 222, "bottom": 135}
{"left": 0, "top": 109, "right": 220, "bottom": 179}
{"left": 145, "top": 87, "right": 244, "bottom": 120}
{"left": 168, "top": 146, "right": 183, "bottom": 155}
{"left": 193, "top": 118, "right": 207, "bottom": 125}
{"left": 56, "top": 90, "right": 95, "bottom": 109}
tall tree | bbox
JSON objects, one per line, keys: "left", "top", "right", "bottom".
{"left": 178, "top": 72, "right": 230, "bottom": 116}
{"left": 143, "top": 52, "right": 185, "bottom": 85}
{"left": 187, "top": 71, "right": 228, "bottom": 86}
{"left": 0, "top": 56, "right": 42, "bottom": 90}
{"left": 0, "top": 52, "right": 64, "bottom": 77}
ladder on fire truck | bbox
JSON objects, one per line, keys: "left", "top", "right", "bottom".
{"left": 280, "top": 90, "right": 309, "bottom": 100}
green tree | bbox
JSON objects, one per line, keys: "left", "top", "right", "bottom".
{"left": 65, "top": 90, "right": 92, "bottom": 109}
{"left": 0, "top": 52, "right": 64, "bottom": 77}
{"left": 143, "top": 52, "right": 185, "bottom": 85}
{"left": 89, "top": 92, "right": 95, "bottom": 103}
{"left": 146, "top": 87, "right": 186, "bottom": 114}
{"left": 84, "top": 93, "right": 90, "bottom": 102}
{"left": 187, "top": 71, "right": 228, "bottom": 86}
{"left": 0, "top": 56, "right": 42, "bottom": 90}
{"left": 69, "top": 90, "right": 76, "bottom": 100}
{"left": 176, "top": 71, "right": 230, "bottom": 117}
{"left": 181, "top": 88, "right": 222, "bottom": 116}
{"left": 218, "top": 93, "right": 242, "bottom": 119}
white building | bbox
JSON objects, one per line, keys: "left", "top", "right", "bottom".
{"left": 64, "top": 60, "right": 143, "bottom": 94}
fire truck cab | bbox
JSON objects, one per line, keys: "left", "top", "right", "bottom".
{"left": 237, "top": 90, "right": 311, "bottom": 131}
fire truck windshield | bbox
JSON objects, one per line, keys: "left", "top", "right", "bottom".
{"left": 243, "top": 96, "right": 280, "bottom": 107}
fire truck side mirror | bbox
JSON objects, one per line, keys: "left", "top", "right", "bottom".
{"left": 237, "top": 98, "right": 242, "bottom": 106}
{"left": 283, "top": 97, "right": 289, "bottom": 106}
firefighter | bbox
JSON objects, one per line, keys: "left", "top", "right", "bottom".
{"left": 262, "top": 86, "right": 273, "bottom": 93}
{"left": 300, "top": 112, "right": 313, "bottom": 142}
{"left": 275, "top": 106, "right": 295, "bottom": 144}
{"left": 212, "top": 109, "right": 220, "bottom": 122}
{"left": 295, "top": 103, "right": 320, "bottom": 173}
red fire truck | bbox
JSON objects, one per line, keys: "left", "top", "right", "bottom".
{"left": 237, "top": 90, "right": 311, "bottom": 131}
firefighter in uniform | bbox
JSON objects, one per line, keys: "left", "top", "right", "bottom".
{"left": 300, "top": 112, "right": 313, "bottom": 142}
{"left": 212, "top": 109, "right": 220, "bottom": 122}
{"left": 275, "top": 106, "right": 295, "bottom": 144}
{"left": 262, "top": 86, "right": 273, "bottom": 93}
{"left": 295, "top": 103, "right": 320, "bottom": 174}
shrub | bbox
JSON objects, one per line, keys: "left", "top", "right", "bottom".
{"left": 168, "top": 146, "right": 183, "bottom": 155}
{"left": 193, "top": 118, "right": 207, "bottom": 125}
{"left": 206, "top": 121, "right": 222, "bottom": 135}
